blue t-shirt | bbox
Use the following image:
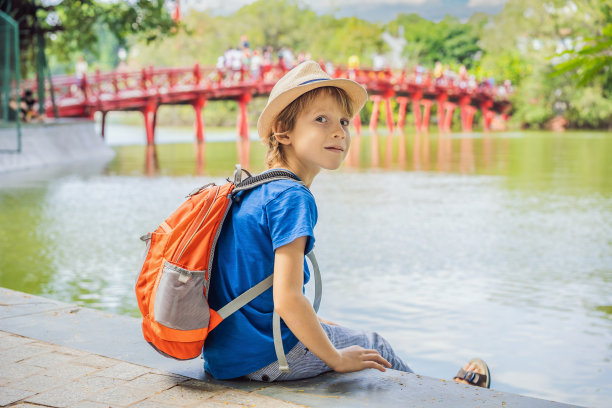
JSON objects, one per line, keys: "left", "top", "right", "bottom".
{"left": 203, "top": 174, "right": 317, "bottom": 379}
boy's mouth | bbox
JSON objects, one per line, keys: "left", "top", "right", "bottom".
{"left": 324, "top": 146, "right": 345, "bottom": 153}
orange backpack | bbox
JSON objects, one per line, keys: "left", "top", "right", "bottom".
{"left": 135, "top": 166, "right": 321, "bottom": 371}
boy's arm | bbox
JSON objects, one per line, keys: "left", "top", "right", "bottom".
{"left": 273, "top": 236, "right": 391, "bottom": 373}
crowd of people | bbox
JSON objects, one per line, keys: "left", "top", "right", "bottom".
{"left": 213, "top": 36, "right": 512, "bottom": 97}
{"left": 215, "top": 36, "right": 317, "bottom": 83}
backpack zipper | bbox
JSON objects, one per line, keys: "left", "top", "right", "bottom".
{"left": 207, "top": 194, "right": 233, "bottom": 281}
{"left": 176, "top": 185, "right": 220, "bottom": 263}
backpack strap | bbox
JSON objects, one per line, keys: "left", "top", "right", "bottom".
{"left": 215, "top": 250, "right": 321, "bottom": 374}
{"left": 225, "top": 165, "right": 317, "bottom": 373}
{"left": 232, "top": 168, "right": 304, "bottom": 194}
{"left": 274, "top": 251, "right": 322, "bottom": 373}
{"left": 216, "top": 275, "right": 274, "bottom": 320}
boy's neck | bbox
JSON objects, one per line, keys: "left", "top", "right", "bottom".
{"left": 267, "top": 163, "right": 318, "bottom": 188}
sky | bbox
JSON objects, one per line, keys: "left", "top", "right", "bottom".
{"left": 186, "top": 0, "right": 510, "bottom": 22}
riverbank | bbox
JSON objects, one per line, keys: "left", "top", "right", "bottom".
{"left": 0, "top": 287, "right": 581, "bottom": 407}
{"left": 0, "top": 120, "right": 114, "bottom": 174}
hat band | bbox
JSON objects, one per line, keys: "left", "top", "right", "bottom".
{"left": 299, "top": 78, "right": 330, "bottom": 86}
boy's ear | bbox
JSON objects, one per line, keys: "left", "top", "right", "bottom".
{"left": 273, "top": 121, "right": 291, "bottom": 145}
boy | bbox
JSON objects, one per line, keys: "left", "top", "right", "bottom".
{"left": 204, "top": 61, "right": 490, "bottom": 388}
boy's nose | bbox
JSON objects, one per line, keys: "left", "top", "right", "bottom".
{"left": 331, "top": 123, "right": 347, "bottom": 139}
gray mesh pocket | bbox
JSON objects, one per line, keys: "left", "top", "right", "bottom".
{"left": 153, "top": 262, "right": 210, "bottom": 331}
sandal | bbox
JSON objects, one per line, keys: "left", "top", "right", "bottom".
{"left": 453, "top": 358, "right": 491, "bottom": 388}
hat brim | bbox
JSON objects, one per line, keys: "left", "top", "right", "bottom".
{"left": 257, "top": 78, "right": 368, "bottom": 141}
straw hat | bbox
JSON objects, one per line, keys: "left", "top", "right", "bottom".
{"left": 257, "top": 61, "right": 368, "bottom": 140}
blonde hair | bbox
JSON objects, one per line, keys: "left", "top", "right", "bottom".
{"left": 264, "top": 86, "right": 354, "bottom": 168}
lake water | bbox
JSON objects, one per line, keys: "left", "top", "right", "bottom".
{"left": 1, "top": 123, "right": 611, "bottom": 407}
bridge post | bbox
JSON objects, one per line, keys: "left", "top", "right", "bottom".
{"left": 384, "top": 96, "right": 394, "bottom": 133}
{"left": 436, "top": 94, "right": 448, "bottom": 133}
{"left": 459, "top": 96, "right": 474, "bottom": 133}
{"left": 480, "top": 100, "right": 494, "bottom": 132}
{"left": 236, "top": 93, "right": 252, "bottom": 168}
{"left": 237, "top": 93, "right": 252, "bottom": 141}
{"left": 193, "top": 96, "right": 206, "bottom": 143}
{"left": 142, "top": 100, "right": 158, "bottom": 145}
{"left": 411, "top": 99, "right": 421, "bottom": 133}
{"left": 421, "top": 100, "right": 432, "bottom": 132}
{"left": 396, "top": 97, "right": 409, "bottom": 132}
{"left": 369, "top": 95, "right": 381, "bottom": 131}
{"left": 443, "top": 102, "right": 456, "bottom": 132}
{"left": 409, "top": 90, "right": 423, "bottom": 132}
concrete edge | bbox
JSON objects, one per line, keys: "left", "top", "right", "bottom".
{"left": 0, "top": 288, "right": 582, "bottom": 408}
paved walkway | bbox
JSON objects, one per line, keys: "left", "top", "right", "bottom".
{"left": 0, "top": 330, "right": 299, "bottom": 407}
{"left": 0, "top": 288, "right": 581, "bottom": 408}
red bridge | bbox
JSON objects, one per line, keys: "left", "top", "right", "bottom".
{"left": 25, "top": 63, "right": 512, "bottom": 145}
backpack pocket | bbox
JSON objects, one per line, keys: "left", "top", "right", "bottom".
{"left": 153, "top": 261, "right": 210, "bottom": 331}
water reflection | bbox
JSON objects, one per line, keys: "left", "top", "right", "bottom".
{"left": 195, "top": 141, "right": 205, "bottom": 175}
{"left": 237, "top": 137, "right": 251, "bottom": 170}
{"left": 124, "top": 129, "right": 612, "bottom": 196}
{"left": 145, "top": 144, "right": 159, "bottom": 176}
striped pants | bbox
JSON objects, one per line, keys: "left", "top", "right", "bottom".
{"left": 245, "top": 323, "right": 413, "bottom": 382}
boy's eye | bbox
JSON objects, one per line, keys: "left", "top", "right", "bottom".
{"left": 340, "top": 119, "right": 350, "bottom": 126}
{"left": 315, "top": 116, "right": 327, "bottom": 123}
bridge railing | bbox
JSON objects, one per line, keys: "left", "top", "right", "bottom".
{"left": 19, "top": 62, "right": 512, "bottom": 118}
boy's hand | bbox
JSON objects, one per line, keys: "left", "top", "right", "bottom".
{"left": 331, "top": 345, "right": 391, "bottom": 373}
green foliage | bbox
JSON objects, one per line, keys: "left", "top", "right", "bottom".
{"left": 132, "top": 1, "right": 386, "bottom": 67}
{"left": 1, "top": 0, "right": 177, "bottom": 76}
{"left": 479, "top": 0, "right": 612, "bottom": 128}
{"left": 234, "top": 0, "right": 319, "bottom": 51}
{"left": 49, "top": 0, "right": 176, "bottom": 63}
{"left": 315, "top": 17, "right": 386, "bottom": 65}
{"left": 552, "top": 1, "right": 612, "bottom": 90}
{"left": 480, "top": 50, "right": 532, "bottom": 86}
{"left": 565, "top": 85, "right": 612, "bottom": 128}
{"left": 384, "top": 13, "right": 484, "bottom": 69}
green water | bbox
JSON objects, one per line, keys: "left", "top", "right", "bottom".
{"left": 0, "top": 128, "right": 611, "bottom": 407}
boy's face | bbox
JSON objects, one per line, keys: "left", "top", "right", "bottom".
{"left": 282, "top": 92, "right": 351, "bottom": 179}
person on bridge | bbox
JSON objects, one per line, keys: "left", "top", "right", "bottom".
{"left": 203, "top": 61, "right": 491, "bottom": 389}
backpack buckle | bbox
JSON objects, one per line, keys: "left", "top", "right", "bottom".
{"left": 233, "top": 164, "right": 242, "bottom": 184}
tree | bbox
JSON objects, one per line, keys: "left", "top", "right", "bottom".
{"left": 0, "top": 0, "right": 177, "bottom": 76}
{"left": 479, "top": 0, "right": 612, "bottom": 128}
{"left": 385, "top": 13, "right": 483, "bottom": 69}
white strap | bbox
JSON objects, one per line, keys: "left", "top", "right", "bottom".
{"left": 273, "top": 310, "right": 289, "bottom": 372}
{"left": 216, "top": 275, "right": 273, "bottom": 319}
{"left": 273, "top": 250, "right": 322, "bottom": 373}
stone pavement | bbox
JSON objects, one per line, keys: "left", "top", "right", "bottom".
{"left": 0, "top": 288, "right": 582, "bottom": 408}
{"left": 0, "top": 330, "right": 300, "bottom": 407}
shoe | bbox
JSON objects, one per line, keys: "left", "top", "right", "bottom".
{"left": 453, "top": 358, "right": 491, "bottom": 388}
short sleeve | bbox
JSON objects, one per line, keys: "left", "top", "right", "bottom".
{"left": 265, "top": 185, "right": 317, "bottom": 254}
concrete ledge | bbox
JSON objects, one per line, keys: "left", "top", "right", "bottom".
{"left": 0, "top": 288, "right": 581, "bottom": 408}
{"left": 0, "top": 119, "right": 114, "bottom": 174}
